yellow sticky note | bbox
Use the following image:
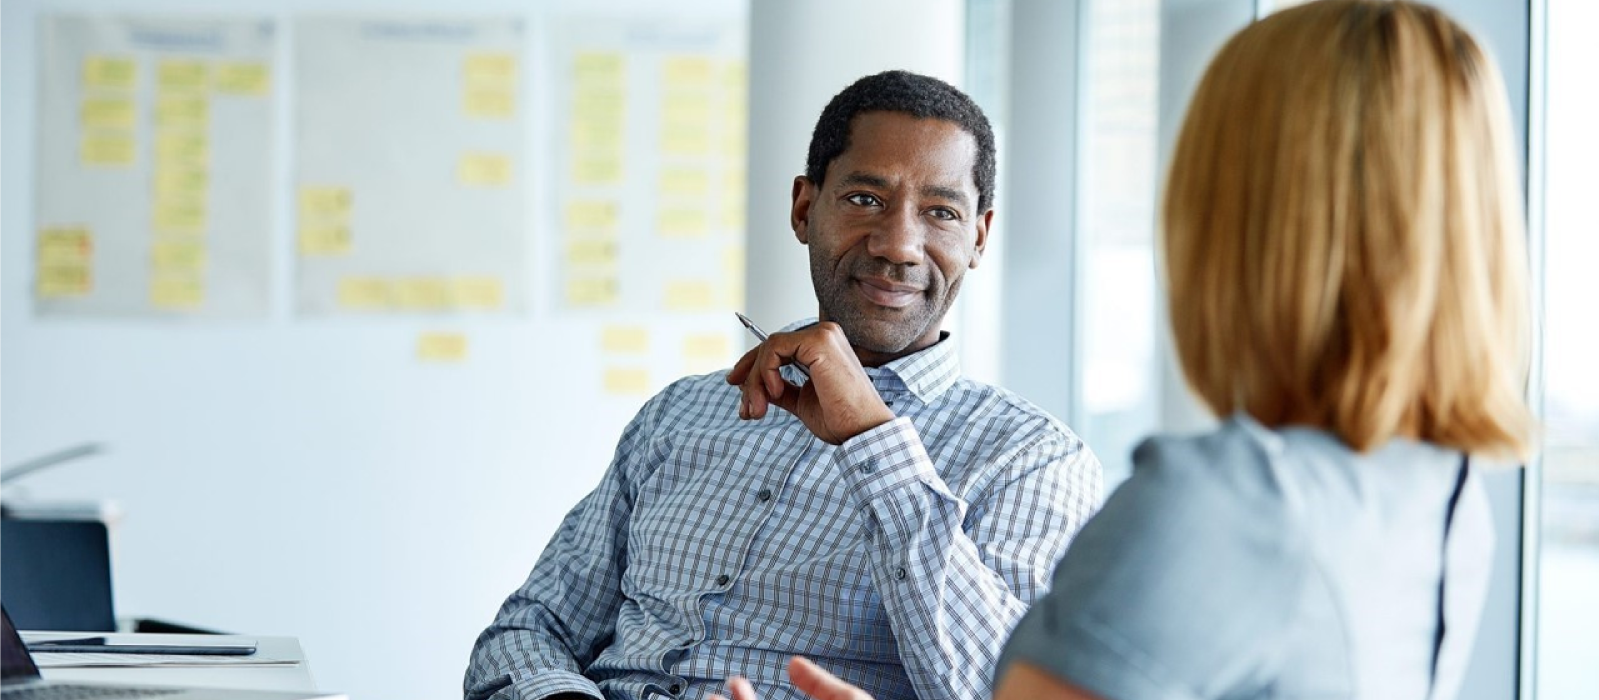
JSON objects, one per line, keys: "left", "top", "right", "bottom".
{"left": 80, "top": 97, "right": 136, "bottom": 129}
{"left": 150, "top": 274, "right": 204, "bottom": 308}
{"left": 213, "top": 62, "right": 270, "bottom": 96}
{"left": 657, "top": 208, "right": 709, "bottom": 238}
{"left": 156, "top": 95, "right": 209, "bottom": 128}
{"left": 664, "top": 280, "right": 716, "bottom": 311}
{"left": 151, "top": 239, "right": 206, "bottom": 271}
{"left": 663, "top": 56, "right": 714, "bottom": 86}
{"left": 566, "top": 238, "right": 618, "bottom": 267}
{"left": 723, "top": 60, "right": 748, "bottom": 93}
{"left": 603, "top": 367, "right": 650, "bottom": 395}
{"left": 338, "top": 277, "right": 391, "bottom": 310}
{"left": 683, "top": 333, "right": 730, "bottom": 360}
{"left": 465, "top": 53, "right": 517, "bottom": 86}
{"left": 602, "top": 326, "right": 649, "bottom": 354}
{"left": 152, "top": 197, "right": 207, "bottom": 232}
{"left": 464, "top": 88, "right": 515, "bottom": 118}
{"left": 299, "top": 187, "right": 352, "bottom": 218}
{"left": 571, "top": 121, "right": 623, "bottom": 150}
{"left": 81, "top": 133, "right": 135, "bottom": 166}
{"left": 574, "top": 52, "right": 625, "bottom": 84}
{"left": 155, "top": 132, "right": 208, "bottom": 167}
{"left": 572, "top": 91, "right": 625, "bottom": 121}
{"left": 393, "top": 277, "right": 451, "bottom": 310}
{"left": 458, "top": 153, "right": 512, "bottom": 187}
{"left": 158, "top": 59, "right": 208, "bottom": 90}
{"left": 418, "top": 332, "right": 469, "bottom": 362}
{"left": 83, "top": 56, "right": 136, "bottom": 90}
{"left": 683, "top": 332, "right": 731, "bottom": 376}
{"left": 154, "top": 166, "right": 209, "bottom": 199}
{"left": 662, "top": 93, "right": 712, "bottom": 125}
{"left": 37, "top": 227, "right": 93, "bottom": 265}
{"left": 567, "top": 276, "right": 618, "bottom": 307}
{"left": 659, "top": 168, "right": 709, "bottom": 197}
{"left": 661, "top": 123, "right": 710, "bottom": 156}
{"left": 565, "top": 201, "right": 620, "bottom": 231}
{"left": 572, "top": 153, "right": 623, "bottom": 185}
{"left": 452, "top": 276, "right": 504, "bottom": 310}
{"left": 36, "top": 264, "right": 93, "bottom": 297}
{"left": 298, "top": 225, "right": 351, "bottom": 255}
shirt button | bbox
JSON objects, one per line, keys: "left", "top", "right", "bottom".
{"left": 669, "top": 682, "right": 684, "bottom": 695}
{"left": 894, "top": 566, "right": 907, "bottom": 581}
{"left": 716, "top": 574, "right": 731, "bottom": 587}
{"left": 885, "top": 399, "right": 895, "bottom": 407}
{"left": 860, "top": 458, "right": 876, "bottom": 474}
{"left": 756, "top": 488, "right": 772, "bottom": 502}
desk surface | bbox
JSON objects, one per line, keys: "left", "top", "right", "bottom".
{"left": 23, "top": 632, "right": 324, "bottom": 694}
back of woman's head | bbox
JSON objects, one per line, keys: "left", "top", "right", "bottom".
{"left": 1163, "top": 0, "right": 1532, "bottom": 458}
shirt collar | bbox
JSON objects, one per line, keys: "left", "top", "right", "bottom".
{"left": 778, "top": 318, "right": 962, "bottom": 404}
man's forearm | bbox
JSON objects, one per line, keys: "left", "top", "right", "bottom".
{"left": 834, "top": 418, "right": 1096, "bottom": 700}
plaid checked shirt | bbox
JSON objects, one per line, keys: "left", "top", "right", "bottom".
{"left": 465, "top": 326, "right": 1103, "bottom": 700}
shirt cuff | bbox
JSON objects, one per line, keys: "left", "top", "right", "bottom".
{"left": 507, "top": 670, "right": 603, "bottom": 700}
{"left": 835, "top": 416, "right": 944, "bottom": 503}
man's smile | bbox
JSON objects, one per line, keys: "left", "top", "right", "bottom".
{"left": 854, "top": 277, "right": 925, "bottom": 308}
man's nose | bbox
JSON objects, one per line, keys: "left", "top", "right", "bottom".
{"left": 866, "top": 205, "right": 925, "bottom": 265}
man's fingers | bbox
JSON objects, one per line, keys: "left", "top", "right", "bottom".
{"left": 789, "top": 657, "right": 875, "bottom": 700}
{"left": 725, "top": 676, "right": 759, "bottom": 700}
{"left": 728, "top": 348, "right": 757, "bottom": 385}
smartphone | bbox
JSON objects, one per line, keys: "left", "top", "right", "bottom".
{"left": 26, "top": 638, "right": 257, "bottom": 655}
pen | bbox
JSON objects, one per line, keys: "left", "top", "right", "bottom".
{"left": 735, "top": 312, "right": 811, "bottom": 379}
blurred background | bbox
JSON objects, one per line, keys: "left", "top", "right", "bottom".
{"left": 2, "top": 1, "right": 1592, "bottom": 699}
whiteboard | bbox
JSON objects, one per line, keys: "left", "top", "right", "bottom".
{"left": 32, "top": 16, "right": 276, "bottom": 318}
{"left": 1, "top": 2, "right": 746, "bottom": 700}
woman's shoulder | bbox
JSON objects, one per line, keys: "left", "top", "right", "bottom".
{"left": 1125, "top": 415, "right": 1303, "bottom": 523}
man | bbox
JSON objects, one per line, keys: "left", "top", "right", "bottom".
{"left": 464, "top": 70, "right": 1102, "bottom": 700}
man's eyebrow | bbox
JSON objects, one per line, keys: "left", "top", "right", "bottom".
{"left": 921, "top": 184, "right": 971, "bottom": 207}
{"left": 836, "top": 172, "right": 891, "bottom": 189}
{"left": 835, "top": 172, "right": 972, "bottom": 208}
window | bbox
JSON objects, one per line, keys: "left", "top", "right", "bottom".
{"left": 1535, "top": 1, "right": 1599, "bottom": 696}
{"left": 1080, "top": 0, "right": 1160, "bottom": 484}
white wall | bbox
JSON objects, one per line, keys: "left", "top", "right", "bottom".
{"left": 2, "top": 1, "right": 738, "bottom": 699}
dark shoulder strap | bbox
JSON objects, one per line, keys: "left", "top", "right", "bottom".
{"left": 1429, "top": 454, "right": 1471, "bottom": 692}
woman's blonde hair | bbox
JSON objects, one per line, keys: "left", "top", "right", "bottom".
{"left": 1163, "top": 0, "right": 1533, "bottom": 458}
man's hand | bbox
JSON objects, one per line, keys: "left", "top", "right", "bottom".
{"left": 711, "top": 657, "right": 877, "bottom": 700}
{"left": 726, "top": 322, "right": 895, "bottom": 445}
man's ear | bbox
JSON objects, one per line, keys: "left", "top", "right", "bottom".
{"left": 970, "top": 209, "right": 994, "bottom": 269}
{"left": 791, "top": 176, "right": 816, "bottom": 244}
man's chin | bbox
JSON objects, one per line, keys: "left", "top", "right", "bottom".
{"left": 839, "top": 318, "right": 926, "bottom": 356}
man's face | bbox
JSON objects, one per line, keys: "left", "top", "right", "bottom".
{"left": 791, "top": 111, "right": 992, "bottom": 366}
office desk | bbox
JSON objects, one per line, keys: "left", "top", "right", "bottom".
{"left": 22, "top": 632, "right": 326, "bottom": 694}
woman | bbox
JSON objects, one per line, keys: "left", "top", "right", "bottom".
{"left": 716, "top": 1, "right": 1533, "bottom": 698}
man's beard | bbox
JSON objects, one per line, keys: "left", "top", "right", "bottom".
{"left": 811, "top": 255, "right": 951, "bottom": 355}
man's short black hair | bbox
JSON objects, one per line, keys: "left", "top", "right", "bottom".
{"left": 805, "top": 70, "right": 996, "bottom": 212}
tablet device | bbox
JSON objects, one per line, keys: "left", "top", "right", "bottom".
{"left": 26, "top": 637, "right": 256, "bottom": 655}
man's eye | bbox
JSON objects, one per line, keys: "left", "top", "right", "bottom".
{"left": 846, "top": 193, "right": 881, "bottom": 207}
{"left": 928, "top": 207, "right": 959, "bottom": 221}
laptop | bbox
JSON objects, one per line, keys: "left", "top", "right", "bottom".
{"left": 2, "top": 606, "right": 344, "bottom": 700}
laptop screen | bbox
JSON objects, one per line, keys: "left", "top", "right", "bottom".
{"left": 1, "top": 606, "right": 42, "bottom": 681}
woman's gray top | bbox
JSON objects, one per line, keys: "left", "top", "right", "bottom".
{"left": 1000, "top": 414, "right": 1492, "bottom": 700}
